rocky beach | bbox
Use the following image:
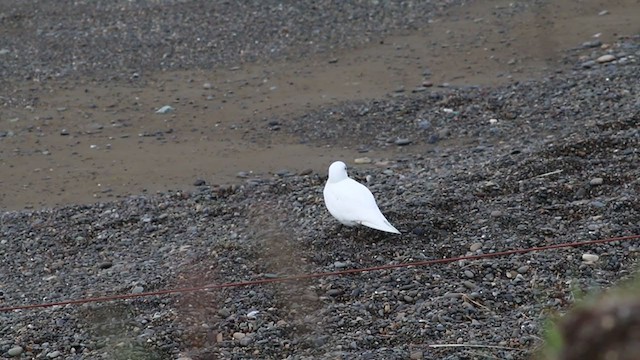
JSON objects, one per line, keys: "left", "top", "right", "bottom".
{"left": 1, "top": 1, "right": 639, "bottom": 359}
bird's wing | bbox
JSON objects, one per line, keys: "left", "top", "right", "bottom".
{"left": 325, "top": 178, "right": 401, "bottom": 234}
{"left": 326, "top": 178, "right": 378, "bottom": 210}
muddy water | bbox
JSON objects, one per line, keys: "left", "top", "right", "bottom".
{"left": 1, "top": 0, "right": 638, "bottom": 210}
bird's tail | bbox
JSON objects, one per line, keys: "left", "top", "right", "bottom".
{"left": 360, "top": 219, "right": 401, "bottom": 234}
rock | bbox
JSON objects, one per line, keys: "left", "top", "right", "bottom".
{"left": 582, "top": 40, "right": 602, "bottom": 48}
{"left": 203, "top": 82, "right": 213, "bottom": 89}
{"left": 47, "top": 351, "right": 61, "bottom": 358}
{"left": 131, "top": 286, "right": 144, "bottom": 294}
{"left": 582, "top": 253, "right": 599, "bottom": 263}
{"left": 596, "top": 54, "right": 616, "bottom": 63}
{"left": 598, "top": 10, "right": 609, "bottom": 15}
{"left": 155, "top": 105, "right": 174, "bottom": 114}
{"left": 410, "top": 350, "right": 424, "bottom": 359}
{"left": 470, "top": 242, "right": 483, "bottom": 252}
{"left": 395, "top": 138, "right": 412, "bottom": 146}
{"left": 581, "top": 60, "right": 597, "bottom": 68}
{"left": 60, "top": 128, "right": 69, "bottom": 135}
{"left": 233, "top": 332, "right": 246, "bottom": 340}
{"left": 98, "top": 262, "right": 113, "bottom": 269}
{"left": 590, "top": 177, "right": 604, "bottom": 186}
{"left": 517, "top": 265, "right": 530, "bottom": 274}
{"left": 7, "top": 346, "right": 23, "bottom": 357}
{"left": 354, "top": 157, "right": 372, "bottom": 164}
{"left": 326, "top": 289, "right": 343, "bottom": 297}
{"left": 239, "top": 335, "right": 253, "bottom": 346}
{"left": 193, "top": 179, "right": 206, "bottom": 186}
{"left": 464, "top": 270, "right": 474, "bottom": 278}
{"left": 417, "top": 120, "right": 431, "bottom": 129}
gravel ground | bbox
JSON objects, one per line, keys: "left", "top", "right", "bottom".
{"left": 0, "top": 0, "right": 460, "bottom": 83}
{"left": 1, "top": 1, "right": 640, "bottom": 359}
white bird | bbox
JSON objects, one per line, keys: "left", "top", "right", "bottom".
{"left": 323, "top": 161, "right": 401, "bottom": 234}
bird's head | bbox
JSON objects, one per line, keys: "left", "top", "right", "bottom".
{"left": 327, "top": 161, "right": 348, "bottom": 183}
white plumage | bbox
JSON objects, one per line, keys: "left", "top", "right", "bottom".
{"left": 323, "top": 161, "right": 400, "bottom": 234}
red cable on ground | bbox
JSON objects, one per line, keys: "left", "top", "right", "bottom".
{"left": 1, "top": 234, "right": 638, "bottom": 313}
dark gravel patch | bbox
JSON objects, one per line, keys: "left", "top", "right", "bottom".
{"left": 1, "top": 35, "right": 639, "bottom": 359}
{"left": 0, "top": 0, "right": 462, "bottom": 82}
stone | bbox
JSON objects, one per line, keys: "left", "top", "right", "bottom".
{"left": 155, "top": 105, "right": 174, "bottom": 114}
{"left": 582, "top": 253, "right": 599, "bottom": 263}
{"left": 7, "top": 346, "right": 23, "bottom": 357}
{"left": 354, "top": 157, "right": 372, "bottom": 164}
{"left": 47, "top": 351, "right": 61, "bottom": 358}
{"left": 596, "top": 54, "right": 616, "bottom": 63}
{"left": 395, "top": 138, "right": 412, "bottom": 146}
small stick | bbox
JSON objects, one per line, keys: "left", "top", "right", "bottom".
{"left": 534, "top": 169, "right": 563, "bottom": 178}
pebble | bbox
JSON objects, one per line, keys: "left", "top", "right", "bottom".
{"left": 233, "top": 332, "right": 246, "bottom": 340}
{"left": 463, "top": 281, "right": 476, "bottom": 290}
{"left": 239, "top": 336, "right": 253, "bottom": 346}
{"left": 394, "top": 138, "right": 412, "bottom": 146}
{"left": 98, "top": 262, "right": 113, "bottom": 269}
{"left": 131, "top": 286, "right": 144, "bottom": 294}
{"left": 596, "top": 54, "right": 616, "bottom": 63}
{"left": 590, "top": 177, "right": 604, "bottom": 186}
{"left": 47, "top": 351, "right": 61, "bottom": 358}
{"left": 417, "top": 120, "right": 431, "bottom": 129}
{"left": 354, "top": 157, "right": 372, "bottom": 164}
{"left": 203, "top": 82, "right": 213, "bottom": 89}
{"left": 193, "top": 179, "right": 206, "bottom": 186}
{"left": 60, "top": 128, "right": 69, "bottom": 135}
{"left": 7, "top": 346, "right": 23, "bottom": 357}
{"left": 582, "top": 253, "right": 599, "bottom": 263}
{"left": 470, "top": 242, "right": 483, "bottom": 252}
{"left": 517, "top": 265, "right": 530, "bottom": 274}
{"left": 464, "top": 270, "right": 475, "bottom": 278}
{"left": 155, "top": 105, "right": 175, "bottom": 114}
{"left": 410, "top": 350, "right": 424, "bottom": 359}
